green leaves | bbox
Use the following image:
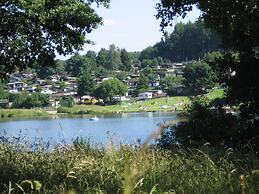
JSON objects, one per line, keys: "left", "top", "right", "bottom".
{"left": 77, "top": 69, "right": 96, "bottom": 96}
{"left": 94, "top": 78, "right": 128, "bottom": 102}
{"left": 183, "top": 61, "right": 216, "bottom": 95}
{"left": 0, "top": 0, "right": 109, "bottom": 78}
{"left": 156, "top": 0, "right": 259, "bottom": 52}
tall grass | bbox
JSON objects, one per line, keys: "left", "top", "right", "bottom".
{"left": 0, "top": 138, "right": 259, "bottom": 194}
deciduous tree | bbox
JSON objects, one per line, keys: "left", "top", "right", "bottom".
{"left": 77, "top": 69, "right": 95, "bottom": 96}
{"left": 94, "top": 78, "right": 127, "bottom": 102}
{"left": 183, "top": 61, "right": 216, "bottom": 95}
{"left": 0, "top": 0, "right": 110, "bottom": 78}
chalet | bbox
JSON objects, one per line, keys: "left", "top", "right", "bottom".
{"left": 138, "top": 92, "right": 153, "bottom": 99}
{"left": 112, "top": 96, "right": 130, "bottom": 102}
{"left": 26, "top": 86, "right": 37, "bottom": 93}
{"left": 166, "top": 69, "right": 175, "bottom": 76}
{"left": 41, "top": 89, "right": 55, "bottom": 95}
{"left": 149, "top": 81, "right": 160, "bottom": 87}
{"left": 49, "top": 75, "right": 61, "bottom": 82}
{"left": 173, "top": 63, "right": 187, "bottom": 73}
{"left": 34, "top": 79, "right": 46, "bottom": 85}
{"left": 43, "top": 85, "right": 53, "bottom": 90}
{"left": 123, "top": 79, "right": 138, "bottom": 86}
{"left": 67, "top": 77, "right": 77, "bottom": 83}
{"left": 80, "top": 95, "right": 98, "bottom": 104}
{"left": 9, "top": 76, "right": 22, "bottom": 83}
{"left": 7, "top": 82, "right": 27, "bottom": 91}
{"left": 148, "top": 90, "right": 166, "bottom": 98}
{"left": 50, "top": 99, "right": 60, "bottom": 107}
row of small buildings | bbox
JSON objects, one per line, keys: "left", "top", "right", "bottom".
{"left": 3, "top": 63, "right": 187, "bottom": 107}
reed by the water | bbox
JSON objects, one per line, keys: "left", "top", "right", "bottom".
{"left": 0, "top": 138, "right": 258, "bottom": 194}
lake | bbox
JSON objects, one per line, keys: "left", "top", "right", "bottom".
{"left": 0, "top": 112, "right": 176, "bottom": 146}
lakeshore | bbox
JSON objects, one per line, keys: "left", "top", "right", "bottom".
{"left": 0, "top": 89, "right": 224, "bottom": 120}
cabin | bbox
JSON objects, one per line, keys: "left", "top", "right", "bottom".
{"left": 138, "top": 92, "right": 153, "bottom": 99}
{"left": 123, "top": 79, "right": 138, "bottom": 86}
{"left": 34, "top": 79, "right": 46, "bottom": 85}
{"left": 149, "top": 81, "right": 160, "bottom": 87}
{"left": 50, "top": 99, "right": 60, "bottom": 107}
{"left": 112, "top": 96, "right": 130, "bottom": 102}
{"left": 80, "top": 95, "right": 98, "bottom": 104}
{"left": 41, "top": 89, "right": 55, "bottom": 95}
{"left": 7, "top": 82, "right": 27, "bottom": 91}
{"left": 26, "top": 86, "right": 37, "bottom": 93}
{"left": 148, "top": 90, "right": 166, "bottom": 98}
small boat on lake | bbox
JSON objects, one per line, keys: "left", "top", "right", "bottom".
{"left": 90, "top": 116, "right": 99, "bottom": 121}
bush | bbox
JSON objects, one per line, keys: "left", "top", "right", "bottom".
{"left": 9, "top": 92, "right": 50, "bottom": 109}
{"left": 183, "top": 61, "right": 217, "bottom": 95}
{"left": 59, "top": 96, "right": 74, "bottom": 107}
{"left": 157, "top": 96, "right": 242, "bottom": 149}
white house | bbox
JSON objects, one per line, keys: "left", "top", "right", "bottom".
{"left": 138, "top": 92, "right": 153, "bottom": 99}
{"left": 7, "top": 82, "right": 27, "bottom": 91}
{"left": 41, "top": 89, "right": 54, "bottom": 95}
{"left": 102, "top": 77, "right": 112, "bottom": 82}
{"left": 112, "top": 96, "right": 130, "bottom": 102}
{"left": 26, "top": 86, "right": 37, "bottom": 93}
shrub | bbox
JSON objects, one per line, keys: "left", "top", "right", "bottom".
{"left": 59, "top": 96, "right": 75, "bottom": 107}
{"left": 157, "top": 96, "right": 243, "bottom": 149}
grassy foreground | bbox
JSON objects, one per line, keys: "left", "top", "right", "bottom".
{"left": 0, "top": 139, "right": 258, "bottom": 194}
{"left": 58, "top": 89, "right": 224, "bottom": 115}
{"left": 0, "top": 109, "right": 48, "bottom": 120}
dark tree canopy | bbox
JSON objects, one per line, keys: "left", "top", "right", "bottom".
{"left": 94, "top": 78, "right": 127, "bottom": 102}
{"left": 156, "top": 0, "right": 259, "bottom": 108}
{"left": 156, "top": 0, "right": 259, "bottom": 148}
{"left": 183, "top": 61, "right": 216, "bottom": 94}
{"left": 65, "top": 53, "right": 97, "bottom": 77}
{"left": 0, "top": 81, "right": 7, "bottom": 99}
{"left": 155, "top": 21, "right": 221, "bottom": 62}
{"left": 77, "top": 69, "right": 96, "bottom": 96}
{"left": 34, "top": 63, "right": 56, "bottom": 79}
{"left": 0, "top": 0, "right": 110, "bottom": 78}
{"left": 156, "top": 0, "right": 259, "bottom": 52}
{"left": 120, "top": 49, "right": 132, "bottom": 71}
{"left": 138, "top": 21, "right": 221, "bottom": 63}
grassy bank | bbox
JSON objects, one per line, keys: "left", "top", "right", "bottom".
{"left": 58, "top": 89, "right": 224, "bottom": 115}
{"left": 0, "top": 109, "right": 48, "bottom": 120}
{"left": 0, "top": 89, "right": 224, "bottom": 119}
{"left": 206, "top": 88, "right": 225, "bottom": 100}
{"left": 0, "top": 140, "right": 258, "bottom": 193}
{"left": 58, "top": 96, "right": 189, "bottom": 114}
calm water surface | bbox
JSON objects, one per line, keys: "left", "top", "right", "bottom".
{"left": 0, "top": 112, "right": 176, "bottom": 145}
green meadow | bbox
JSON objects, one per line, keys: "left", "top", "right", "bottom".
{"left": 0, "top": 109, "right": 48, "bottom": 120}
{"left": 58, "top": 89, "right": 224, "bottom": 115}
